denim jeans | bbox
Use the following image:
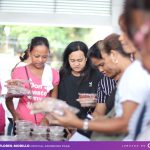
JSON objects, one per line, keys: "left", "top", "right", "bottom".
{"left": 7, "top": 118, "right": 13, "bottom": 135}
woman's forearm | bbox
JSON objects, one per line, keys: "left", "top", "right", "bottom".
{"left": 51, "top": 85, "right": 58, "bottom": 98}
{"left": 5, "top": 97, "right": 17, "bottom": 118}
{"left": 88, "top": 117, "right": 128, "bottom": 133}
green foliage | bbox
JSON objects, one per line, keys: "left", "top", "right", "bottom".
{"left": 1, "top": 25, "right": 91, "bottom": 60}
{"left": 8, "top": 25, "right": 90, "bottom": 49}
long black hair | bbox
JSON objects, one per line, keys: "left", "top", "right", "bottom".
{"left": 124, "top": 0, "right": 150, "bottom": 39}
{"left": 60, "top": 41, "right": 94, "bottom": 81}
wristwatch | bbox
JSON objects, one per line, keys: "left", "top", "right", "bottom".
{"left": 83, "top": 119, "right": 89, "bottom": 131}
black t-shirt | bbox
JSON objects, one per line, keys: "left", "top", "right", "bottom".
{"left": 58, "top": 69, "right": 103, "bottom": 119}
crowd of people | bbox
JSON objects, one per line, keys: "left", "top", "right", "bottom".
{"left": 0, "top": 0, "right": 150, "bottom": 141}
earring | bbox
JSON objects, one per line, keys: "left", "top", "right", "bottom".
{"left": 111, "top": 55, "right": 115, "bottom": 62}
{"left": 115, "top": 59, "right": 118, "bottom": 64}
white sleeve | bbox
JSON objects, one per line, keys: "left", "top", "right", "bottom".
{"left": 117, "top": 61, "right": 150, "bottom": 104}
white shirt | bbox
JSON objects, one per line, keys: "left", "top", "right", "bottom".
{"left": 125, "top": 92, "right": 150, "bottom": 141}
{"left": 115, "top": 60, "right": 150, "bottom": 117}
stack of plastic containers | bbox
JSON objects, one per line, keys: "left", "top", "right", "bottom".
{"left": 31, "top": 125, "right": 49, "bottom": 141}
{"left": 15, "top": 120, "right": 32, "bottom": 141}
{"left": 49, "top": 126, "right": 64, "bottom": 141}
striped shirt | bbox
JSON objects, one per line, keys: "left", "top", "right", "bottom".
{"left": 97, "top": 76, "right": 116, "bottom": 103}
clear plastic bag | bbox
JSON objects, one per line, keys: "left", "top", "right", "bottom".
{"left": 30, "top": 98, "right": 79, "bottom": 116}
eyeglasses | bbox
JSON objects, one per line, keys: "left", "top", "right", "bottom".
{"left": 133, "top": 22, "right": 150, "bottom": 50}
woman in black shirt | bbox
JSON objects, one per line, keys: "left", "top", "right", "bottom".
{"left": 58, "top": 41, "right": 103, "bottom": 119}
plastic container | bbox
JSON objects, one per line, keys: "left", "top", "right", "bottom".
{"left": 6, "top": 79, "right": 31, "bottom": 97}
{"left": 49, "top": 126, "right": 64, "bottom": 141}
{"left": 31, "top": 125, "right": 49, "bottom": 141}
{"left": 0, "top": 135, "right": 17, "bottom": 141}
{"left": 15, "top": 120, "right": 32, "bottom": 141}
{"left": 77, "top": 93, "right": 97, "bottom": 107}
{"left": 50, "top": 132, "right": 64, "bottom": 141}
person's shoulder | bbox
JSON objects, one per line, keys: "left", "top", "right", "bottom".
{"left": 59, "top": 73, "right": 71, "bottom": 85}
{"left": 17, "top": 62, "right": 27, "bottom": 67}
{"left": 51, "top": 68, "right": 59, "bottom": 74}
{"left": 11, "top": 66, "right": 26, "bottom": 78}
{"left": 122, "top": 60, "right": 148, "bottom": 78}
{"left": 118, "top": 60, "right": 150, "bottom": 90}
{"left": 102, "top": 75, "right": 116, "bottom": 83}
{"left": 97, "top": 71, "right": 104, "bottom": 80}
{"left": 125, "top": 60, "right": 142, "bottom": 73}
{"left": 44, "top": 64, "right": 59, "bottom": 76}
{"left": 12, "top": 66, "right": 25, "bottom": 73}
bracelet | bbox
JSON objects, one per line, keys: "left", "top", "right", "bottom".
{"left": 83, "top": 119, "right": 89, "bottom": 131}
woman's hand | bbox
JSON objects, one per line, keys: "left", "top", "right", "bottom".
{"left": 5, "top": 79, "right": 24, "bottom": 87}
{"left": 5, "top": 93, "right": 23, "bottom": 98}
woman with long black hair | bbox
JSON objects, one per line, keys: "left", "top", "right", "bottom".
{"left": 58, "top": 41, "right": 102, "bottom": 119}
